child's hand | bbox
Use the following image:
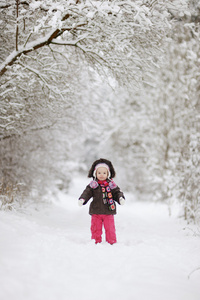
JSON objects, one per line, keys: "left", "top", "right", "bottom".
{"left": 78, "top": 198, "right": 85, "bottom": 206}
{"left": 119, "top": 197, "right": 125, "bottom": 205}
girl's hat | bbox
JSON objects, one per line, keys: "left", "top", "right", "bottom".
{"left": 88, "top": 158, "right": 116, "bottom": 178}
{"left": 93, "top": 163, "right": 111, "bottom": 178}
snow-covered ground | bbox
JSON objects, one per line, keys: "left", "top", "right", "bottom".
{"left": 0, "top": 176, "right": 200, "bottom": 300}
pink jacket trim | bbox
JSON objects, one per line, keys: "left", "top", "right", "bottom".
{"left": 89, "top": 180, "right": 99, "bottom": 189}
{"left": 109, "top": 180, "right": 117, "bottom": 189}
{"left": 89, "top": 180, "right": 117, "bottom": 190}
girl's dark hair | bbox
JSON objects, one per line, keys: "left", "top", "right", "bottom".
{"left": 88, "top": 158, "right": 116, "bottom": 178}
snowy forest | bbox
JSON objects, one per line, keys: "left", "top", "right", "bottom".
{"left": 1, "top": 2, "right": 200, "bottom": 300}
{"left": 0, "top": 0, "right": 200, "bottom": 224}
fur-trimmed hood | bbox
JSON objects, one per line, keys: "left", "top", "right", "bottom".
{"left": 88, "top": 158, "right": 116, "bottom": 178}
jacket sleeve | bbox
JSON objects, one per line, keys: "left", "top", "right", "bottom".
{"left": 111, "top": 186, "right": 125, "bottom": 204}
{"left": 79, "top": 185, "right": 93, "bottom": 205}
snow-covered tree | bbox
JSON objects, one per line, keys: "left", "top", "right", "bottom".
{"left": 0, "top": 0, "right": 172, "bottom": 194}
{"left": 2, "top": 0, "right": 199, "bottom": 224}
{"left": 77, "top": 1, "right": 200, "bottom": 224}
{"left": 100, "top": 1, "right": 200, "bottom": 223}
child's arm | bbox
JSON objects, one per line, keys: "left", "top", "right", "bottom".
{"left": 78, "top": 185, "right": 93, "bottom": 206}
{"left": 111, "top": 184, "right": 125, "bottom": 205}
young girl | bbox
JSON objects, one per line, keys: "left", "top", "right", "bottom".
{"left": 78, "top": 158, "right": 125, "bottom": 245}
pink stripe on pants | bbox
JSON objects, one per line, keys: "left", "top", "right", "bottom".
{"left": 91, "top": 214, "right": 117, "bottom": 244}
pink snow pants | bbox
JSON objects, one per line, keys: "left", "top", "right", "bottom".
{"left": 91, "top": 214, "right": 117, "bottom": 244}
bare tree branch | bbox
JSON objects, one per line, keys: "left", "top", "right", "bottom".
{"left": 0, "top": 22, "right": 87, "bottom": 77}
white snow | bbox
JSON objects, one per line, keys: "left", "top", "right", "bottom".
{"left": 0, "top": 176, "right": 200, "bottom": 300}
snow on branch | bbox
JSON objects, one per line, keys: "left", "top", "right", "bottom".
{"left": 0, "top": 22, "right": 87, "bottom": 77}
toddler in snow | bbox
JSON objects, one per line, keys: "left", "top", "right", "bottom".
{"left": 78, "top": 158, "right": 125, "bottom": 245}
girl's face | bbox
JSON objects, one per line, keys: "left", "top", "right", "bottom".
{"left": 96, "top": 167, "right": 108, "bottom": 181}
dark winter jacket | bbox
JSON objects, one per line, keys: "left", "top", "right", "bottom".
{"left": 79, "top": 180, "right": 125, "bottom": 215}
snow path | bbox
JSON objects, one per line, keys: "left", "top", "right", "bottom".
{"left": 0, "top": 176, "right": 200, "bottom": 300}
